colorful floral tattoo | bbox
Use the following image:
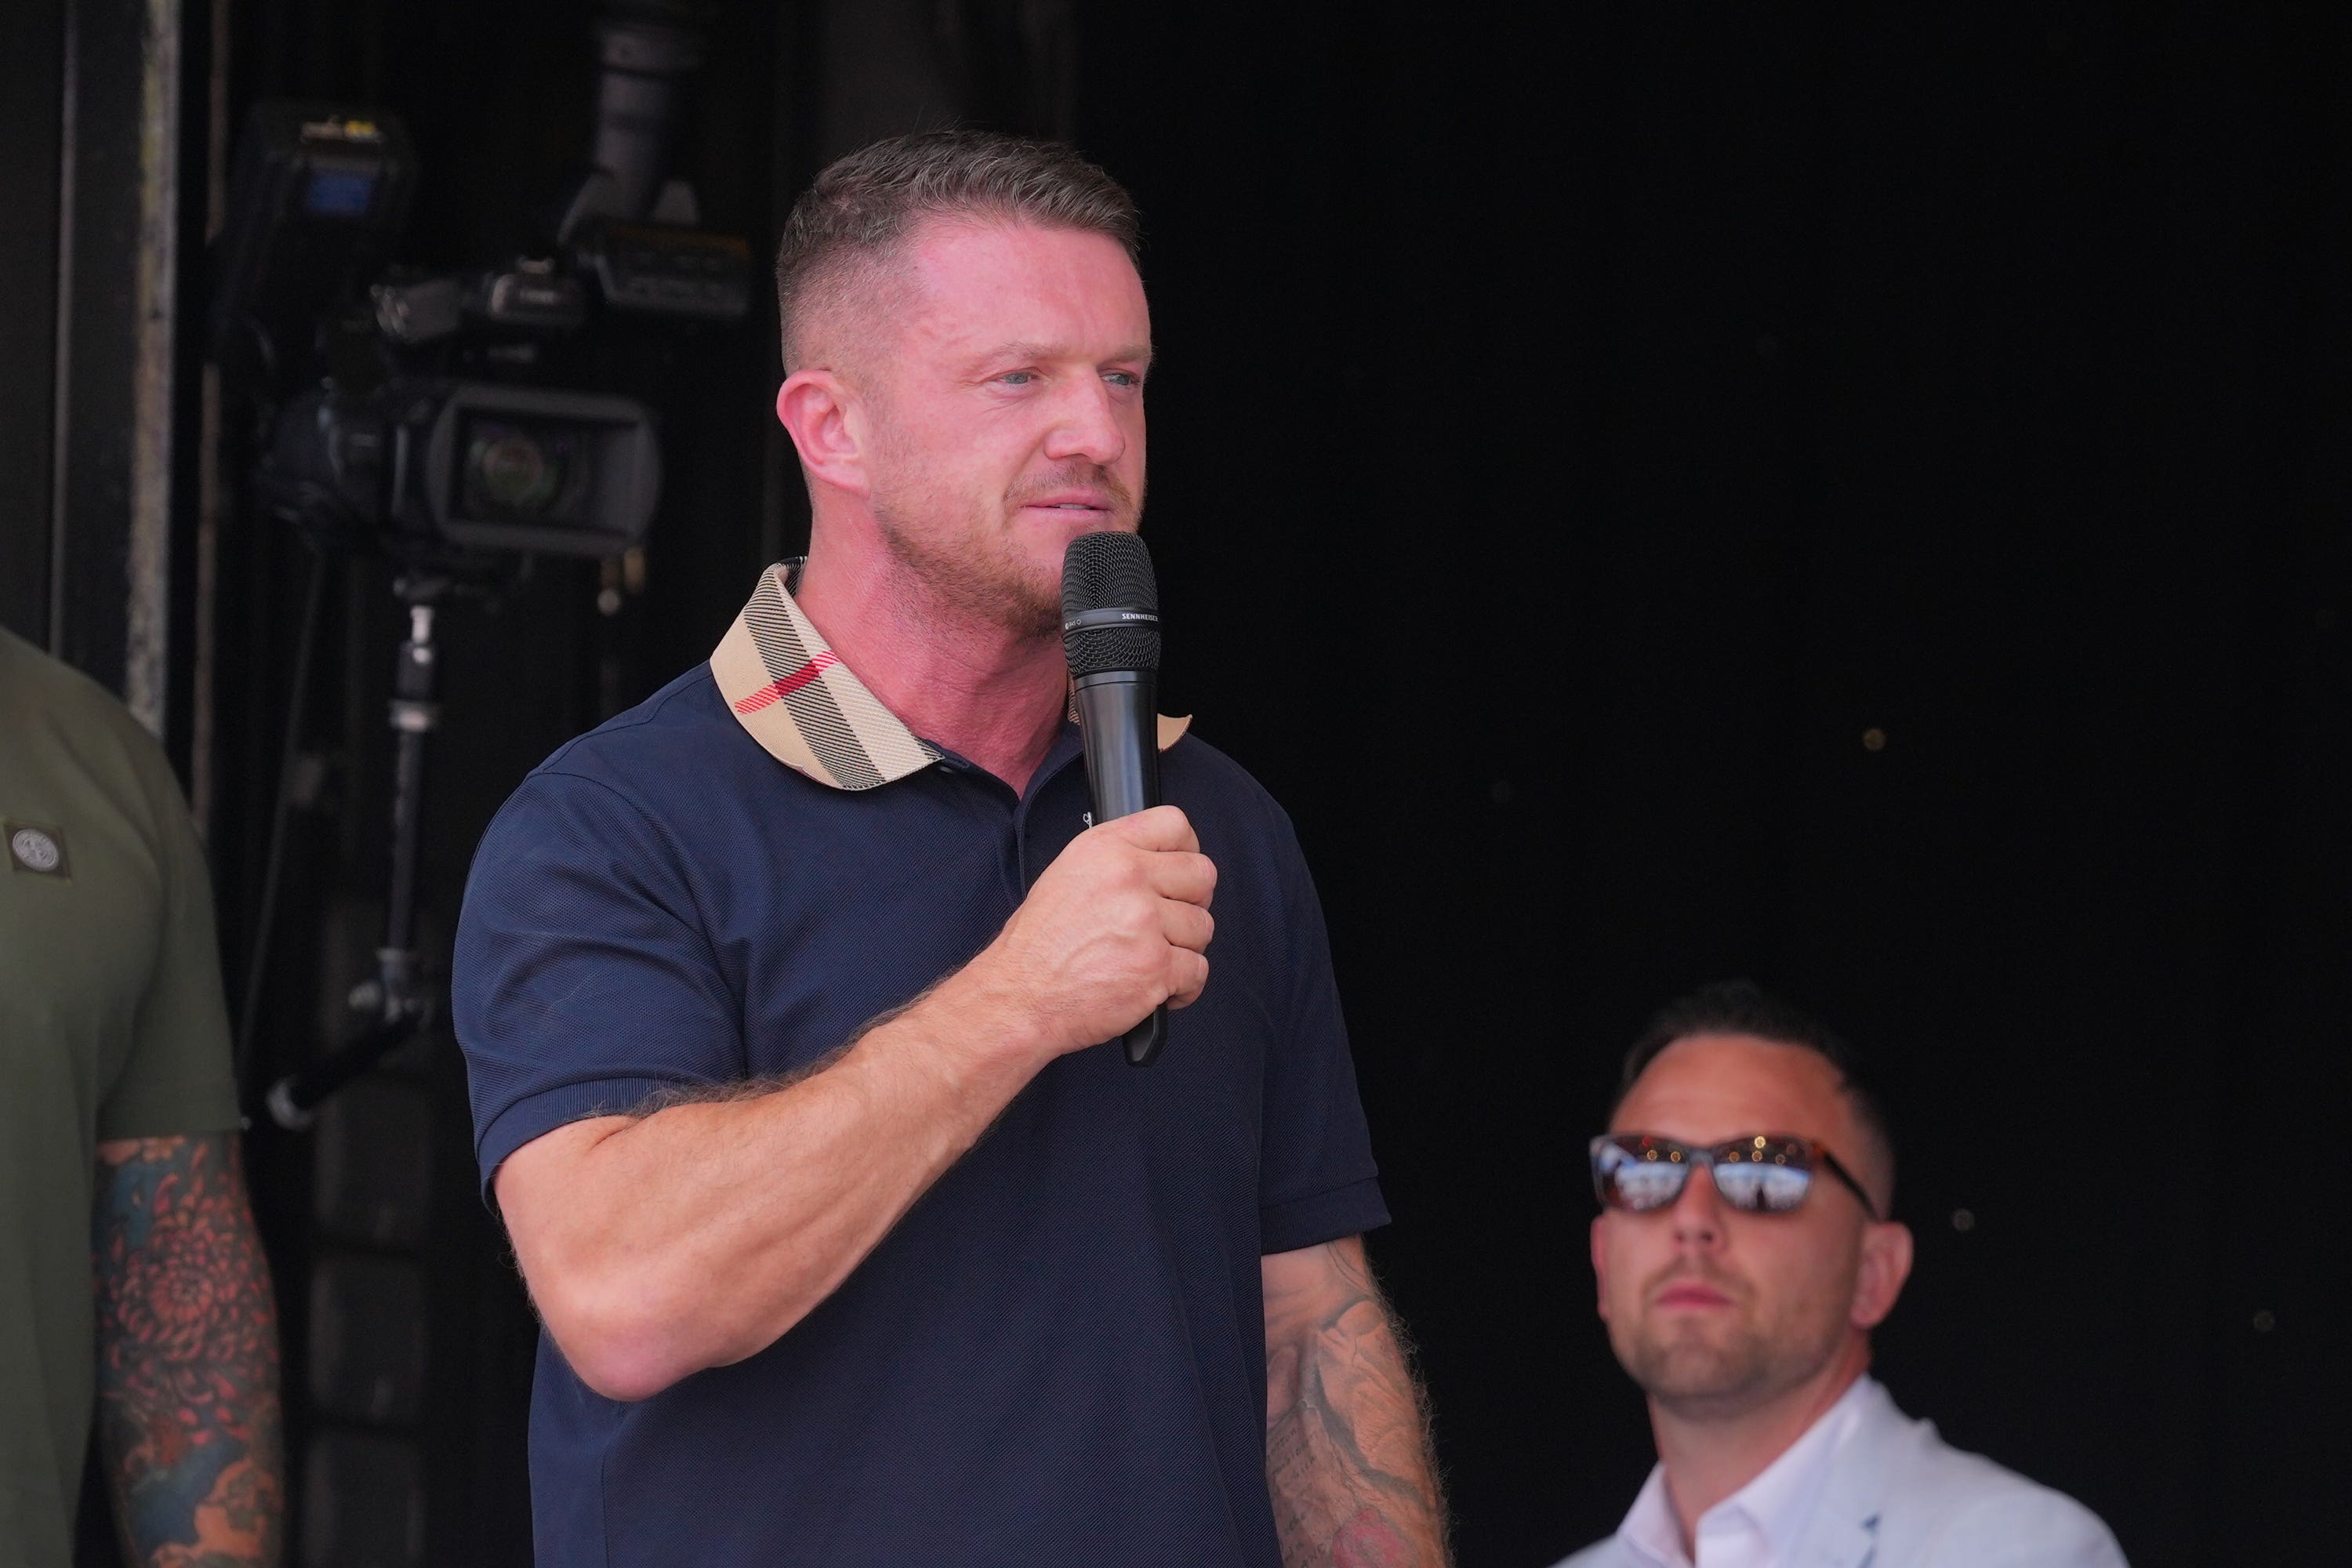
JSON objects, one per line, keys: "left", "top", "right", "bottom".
{"left": 93, "top": 1134, "right": 285, "bottom": 1566}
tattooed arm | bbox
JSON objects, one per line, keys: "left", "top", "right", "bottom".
{"left": 1262, "top": 1236, "right": 1450, "bottom": 1568}
{"left": 93, "top": 1134, "right": 286, "bottom": 1567}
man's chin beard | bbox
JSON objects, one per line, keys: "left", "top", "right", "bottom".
{"left": 873, "top": 507, "right": 1062, "bottom": 641}
{"left": 1622, "top": 1313, "right": 1846, "bottom": 1423}
{"left": 1001, "top": 586, "right": 1061, "bottom": 641}
{"left": 1624, "top": 1332, "right": 1780, "bottom": 1417}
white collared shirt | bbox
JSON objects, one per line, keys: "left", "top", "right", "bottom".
{"left": 1614, "top": 1375, "right": 1877, "bottom": 1568}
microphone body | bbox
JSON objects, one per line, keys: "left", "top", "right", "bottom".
{"left": 1073, "top": 670, "right": 1160, "bottom": 822}
{"left": 1062, "top": 532, "right": 1170, "bottom": 1067}
{"left": 1074, "top": 669, "right": 1165, "bottom": 1066}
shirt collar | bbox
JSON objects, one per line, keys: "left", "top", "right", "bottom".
{"left": 1615, "top": 1376, "right": 1878, "bottom": 1568}
{"left": 1619, "top": 1465, "right": 1690, "bottom": 1567}
{"left": 710, "top": 560, "right": 1189, "bottom": 791}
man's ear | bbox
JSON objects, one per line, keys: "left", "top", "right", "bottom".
{"left": 1590, "top": 1214, "right": 1613, "bottom": 1322}
{"left": 775, "top": 369, "right": 869, "bottom": 496}
{"left": 1851, "top": 1220, "right": 1914, "bottom": 1330}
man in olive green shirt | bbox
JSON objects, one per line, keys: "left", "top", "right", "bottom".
{"left": 1, "top": 623, "right": 285, "bottom": 1566}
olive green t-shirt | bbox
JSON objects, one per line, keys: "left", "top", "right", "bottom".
{"left": 0, "top": 624, "right": 241, "bottom": 1567}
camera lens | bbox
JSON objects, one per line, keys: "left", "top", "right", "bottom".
{"left": 462, "top": 419, "right": 575, "bottom": 521}
{"left": 431, "top": 397, "right": 648, "bottom": 554}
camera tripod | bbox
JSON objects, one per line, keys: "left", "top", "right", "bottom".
{"left": 265, "top": 569, "right": 463, "bottom": 1130}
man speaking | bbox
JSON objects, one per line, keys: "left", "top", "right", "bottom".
{"left": 452, "top": 132, "right": 1448, "bottom": 1566}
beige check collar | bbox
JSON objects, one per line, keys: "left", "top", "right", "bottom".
{"left": 711, "top": 561, "right": 1189, "bottom": 791}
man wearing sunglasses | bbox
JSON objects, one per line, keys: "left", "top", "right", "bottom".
{"left": 1552, "top": 982, "right": 2125, "bottom": 1568}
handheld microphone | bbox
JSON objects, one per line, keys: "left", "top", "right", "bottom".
{"left": 1062, "top": 530, "right": 1168, "bottom": 1068}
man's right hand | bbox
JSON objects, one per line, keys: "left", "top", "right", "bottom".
{"left": 495, "top": 804, "right": 1217, "bottom": 1401}
{"left": 949, "top": 804, "right": 1218, "bottom": 1061}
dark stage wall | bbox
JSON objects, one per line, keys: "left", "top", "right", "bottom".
{"left": 15, "top": 2, "right": 2342, "bottom": 1565}
{"left": 1088, "top": 5, "right": 2347, "bottom": 1560}
{"left": 1189, "top": 9, "right": 2344, "bottom": 1564}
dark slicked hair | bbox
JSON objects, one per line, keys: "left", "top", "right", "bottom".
{"left": 773, "top": 129, "right": 1141, "bottom": 372}
{"left": 1613, "top": 980, "right": 1899, "bottom": 1211}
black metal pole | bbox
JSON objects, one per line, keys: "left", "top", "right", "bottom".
{"left": 264, "top": 575, "right": 445, "bottom": 1129}
{"left": 380, "top": 592, "right": 441, "bottom": 974}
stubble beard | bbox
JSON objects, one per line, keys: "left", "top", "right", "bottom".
{"left": 872, "top": 490, "right": 1062, "bottom": 641}
{"left": 868, "top": 462, "right": 1141, "bottom": 644}
{"left": 1621, "top": 1312, "right": 1780, "bottom": 1417}
{"left": 1614, "top": 1270, "right": 1845, "bottom": 1422}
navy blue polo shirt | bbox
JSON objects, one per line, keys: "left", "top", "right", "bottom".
{"left": 452, "top": 564, "right": 1387, "bottom": 1567}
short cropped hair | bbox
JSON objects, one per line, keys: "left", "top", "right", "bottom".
{"left": 773, "top": 129, "right": 1142, "bottom": 372}
{"left": 1613, "top": 980, "right": 1899, "bottom": 1209}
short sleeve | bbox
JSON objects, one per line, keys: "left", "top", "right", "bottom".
{"left": 1256, "top": 815, "right": 1388, "bottom": 1254}
{"left": 96, "top": 737, "right": 241, "bottom": 1142}
{"left": 453, "top": 770, "right": 742, "bottom": 1193}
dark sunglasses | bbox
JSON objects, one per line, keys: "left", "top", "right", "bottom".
{"left": 1590, "top": 1133, "right": 1881, "bottom": 1222}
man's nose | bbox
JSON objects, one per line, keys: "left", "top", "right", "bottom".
{"left": 1670, "top": 1163, "right": 1727, "bottom": 1248}
{"left": 1042, "top": 376, "right": 1127, "bottom": 468}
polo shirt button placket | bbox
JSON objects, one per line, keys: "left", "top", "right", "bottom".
{"left": 931, "top": 750, "right": 1031, "bottom": 906}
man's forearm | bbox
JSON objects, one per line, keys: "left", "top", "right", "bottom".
{"left": 496, "top": 967, "right": 1048, "bottom": 1400}
{"left": 93, "top": 1134, "right": 285, "bottom": 1567}
{"left": 1263, "top": 1239, "right": 1450, "bottom": 1568}
{"left": 495, "top": 808, "right": 1217, "bottom": 1401}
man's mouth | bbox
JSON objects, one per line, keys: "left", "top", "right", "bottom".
{"left": 1654, "top": 1280, "right": 1735, "bottom": 1308}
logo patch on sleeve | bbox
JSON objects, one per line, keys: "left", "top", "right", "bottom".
{"left": 5, "top": 822, "right": 69, "bottom": 878}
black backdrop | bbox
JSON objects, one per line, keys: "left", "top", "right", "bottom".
{"left": 1088, "top": 6, "right": 2346, "bottom": 1560}
{"left": 176, "top": 2, "right": 2348, "bottom": 1564}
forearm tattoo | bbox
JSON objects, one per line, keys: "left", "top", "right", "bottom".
{"left": 93, "top": 1134, "right": 286, "bottom": 1566}
{"left": 1264, "top": 1243, "right": 1450, "bottom": 1568}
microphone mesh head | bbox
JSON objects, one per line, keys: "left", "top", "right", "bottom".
{"left": 1062, "top": 531, "right": 1162, "bottom": 676}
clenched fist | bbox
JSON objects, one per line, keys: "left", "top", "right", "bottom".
{"left": 955, "top": 804, "right": 1217, "bottom": 1062}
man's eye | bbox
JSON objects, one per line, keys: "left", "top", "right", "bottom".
{"left": 1104, "top": 371, "right": 1142, "bottom": 389}
{"left": 997, "top": 370, "right": 1036, "bottom": 387}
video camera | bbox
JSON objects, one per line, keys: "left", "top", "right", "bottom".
{"left": 212, "top": 3, "right": 749, "bottom": 564}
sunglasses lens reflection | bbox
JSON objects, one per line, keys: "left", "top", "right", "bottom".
{"left": 1713, "top": 1161, "right": 1811, "bottom": 1212}
{"left": 1595, "top": 1142, "right": 1674, "bottom": 1210}
{"left": 1608, "top": 1158, "right": 1684, "bottom": 1212}
{"left": 1595, "top": 1137, "right": 1820, "bottom": 1214}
